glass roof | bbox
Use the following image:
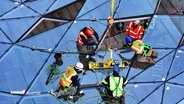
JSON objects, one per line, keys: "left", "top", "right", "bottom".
{"left": 0, "top": 0, "right": 184, "bottom": 104}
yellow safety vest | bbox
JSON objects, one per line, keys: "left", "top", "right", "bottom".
{"left": 59, "top": 66, "right": 77, "bottom": 87}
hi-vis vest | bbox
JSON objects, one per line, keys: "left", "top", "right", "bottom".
{"left": 109, "top": 76, "right": 124, "bottom": 97}
{"left": 60, "top": 66, "right": 77, "bottom": 87}
{"left": 125, "top": 21, "right": 144, "bottom": 40}
{"left": 131, "top": 40, "right": 152, "bottom": 57}
{"left": 77, "top": 31, "right": 89, "bottom": 45}
{"left": 102, "top": 76, "right": 125, "bottom": 97}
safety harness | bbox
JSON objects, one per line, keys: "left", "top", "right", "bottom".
{"left": 61, "top": 67, "right": 77, "bottom": 92}
{"left": 132, "top": 40, "right": 151, "bottom": 57}
{"left": 111, "top": 75, "right": 124, "bottom": 97}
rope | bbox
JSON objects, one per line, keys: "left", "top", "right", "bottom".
{"left": 110, "top": 0, "right": 115, "bottom": 16}
{"left": 107, "top": 0, "right": 115, "bottom": 48}
{"left": 45, "top": 63, "right": 60, "bottom": 85}
{"left": 65, "top": 40, "right": 79, "bottom": 60}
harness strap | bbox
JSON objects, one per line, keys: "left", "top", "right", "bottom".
{"left": 111, "top": 75, "right": 123, "bottom": 97}
{"left": 133, "top": 41, "right": 151, "bottom": 57}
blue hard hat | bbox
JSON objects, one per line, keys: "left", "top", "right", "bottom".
{"left": 113, "top": 65, "right": 120, "bottom": 73}
{"left": 125, "top": 36, "right": 133, "bottom": 43}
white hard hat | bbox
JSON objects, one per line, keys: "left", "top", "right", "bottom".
{"left": 134, "top": 20, "right": 140, "bottom": 24}
{"left": 75, "top": 62, "right": 84, "bottom": 71}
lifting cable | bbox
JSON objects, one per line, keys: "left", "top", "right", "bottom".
{"left": 107, "top": 0, "right": 115, "bottom": 48}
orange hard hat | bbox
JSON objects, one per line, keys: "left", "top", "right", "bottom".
{"left": 85, "top": 26, "right": 94, "bottom": 37}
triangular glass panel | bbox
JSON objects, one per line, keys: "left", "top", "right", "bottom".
{"left": 18, "top": 18, "right": 67, "bottom": 41}
{"left": 0, "top": 94, "right": 20, "bottom": 104}
{"left": 114, "top": 0, "right": 158, "bottom": 18}
{"left": 0, "top": 44, "right": 11, "bottom": 57}
{"left": 126, "top": 83, "right": 163, "bottom": 104}
{"left": 163, "top": 83, "right": 184, "bottom": 104}
{"left": 138, "top": 84, "right": 164, "bottom": 104}
{"left": 0, "top": 1, "right": 17, "bottom": 16}
{"left": 21, "top": 96, "right": 60, "bottom": 104}
{"left": 18, "top": 21, "right": 71, "bottom": 50}
{"left": 180, "top": 37, "right": 184, "bottom": 47}
{"left": 13, "top": 0, "right": 22, "bottom": 2}
{"left": 156, "top": 0, "right": 184, "bottom": 15}
{"left": 128, "top": 49, "right": 175, "bottom": 82}
{"left": 77, "top": 1, "right": 110, "bottom": 19}
{"left": 0, "top": 29, "right": 12, "bottom": 43}
{"left": 23, "top": 0, "right": 37, "bottom": 3}
{"left": 1, "top": 4, "right": 40, "bottom": 19}
{"left": 45, "top": 0, "right": 76, "bottom": 14}
{"left": 167, "top": 49, "right": 184, "bottom": 80}
{"left": 0, "top": 45, "right": 50, "bottom": 91}
{"left": 178, "top": 99, "right": 184, "bottom": 104}
{"left": 168, "top": 72, "right": 184, "bottom": 87}
{"left": 24, "top": 0, "right": 58, "bottom": 15}
{"left": 0, "top": 17, "right": 40, "bottom": 42}
{"left": 168, "top": 15, "right": 184, "bottom": 35}
{"left": 45, "top": 0, "right": 86, "bottom": 20}
{"left": 143, "top": 15, "right": 182, "bottom": 48}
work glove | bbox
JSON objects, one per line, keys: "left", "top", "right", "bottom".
{"left": 96, "top": 82, "right": 101, "bottom": 86}
{"left": 108, "top": 16, "right": 114, "bottom": 25}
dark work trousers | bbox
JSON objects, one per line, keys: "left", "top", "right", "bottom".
{"left": 96, "top": 87, "right": 125, "bottom": 104}
{"left": 56, "top": 84, "right": 77, "bottom": 99}
{"left": 118, "top": 54, "right": 154, "bottom": 70}
{"left": 78, "top": 54, "right": 96, "bottom": 71}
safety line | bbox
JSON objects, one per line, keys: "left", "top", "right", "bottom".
{"left": 110, "top": 0, "right": 115, "bottom": 16}
{"left": 0, "top": 16, "right": 39, "bottom": 20}
{"left": 167, "top": 82, "right": 184, "bottom": 86}
{"left": 65, "top": 40, "right": 79, "bottom": 60}
{"left": 128, "top": 81, "right": 163, "bottom": 84}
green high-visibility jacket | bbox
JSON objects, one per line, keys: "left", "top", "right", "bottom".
{"left": 102, "top": 75, "right": 128, "bottom": 97}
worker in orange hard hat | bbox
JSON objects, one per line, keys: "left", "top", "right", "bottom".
{"left": 76, "top": 26, "right": 99, "bottom": 54}
{"left": 76, "top": 26, "right": 99, "bottom": 75}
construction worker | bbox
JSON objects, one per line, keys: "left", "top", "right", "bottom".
{"left": 77, "top": 26, "right": 99, "bottom": 75}
{"left": 56, "top": 62, "right": 84, "bottom": 101}
{"left": 124, "top": 36, "right": 158, "bottom": 64}
{"left": 142, "top": 19, "right": 149, "bottom": 29}
{"left": 76, "top": 26, "right": 99, "bottom": 54}
{"left": 125, "top": 20, "right": 144, "bottom": 40}
{"left": 96, "top": 63, "right": 128, "bottom": 104}
{"left": 115, "top": 50, "right": 155, "bottom": 70}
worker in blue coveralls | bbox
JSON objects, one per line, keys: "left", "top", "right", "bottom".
{"left": 96, "top": 61, "right": 128, "bottom": 104}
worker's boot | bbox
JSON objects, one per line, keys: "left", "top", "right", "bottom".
{"left": 78, "top": 90, "right": 85, "bottom": 97}
{"left": 151, "top": 50, "right": 158, "bottom": 59}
